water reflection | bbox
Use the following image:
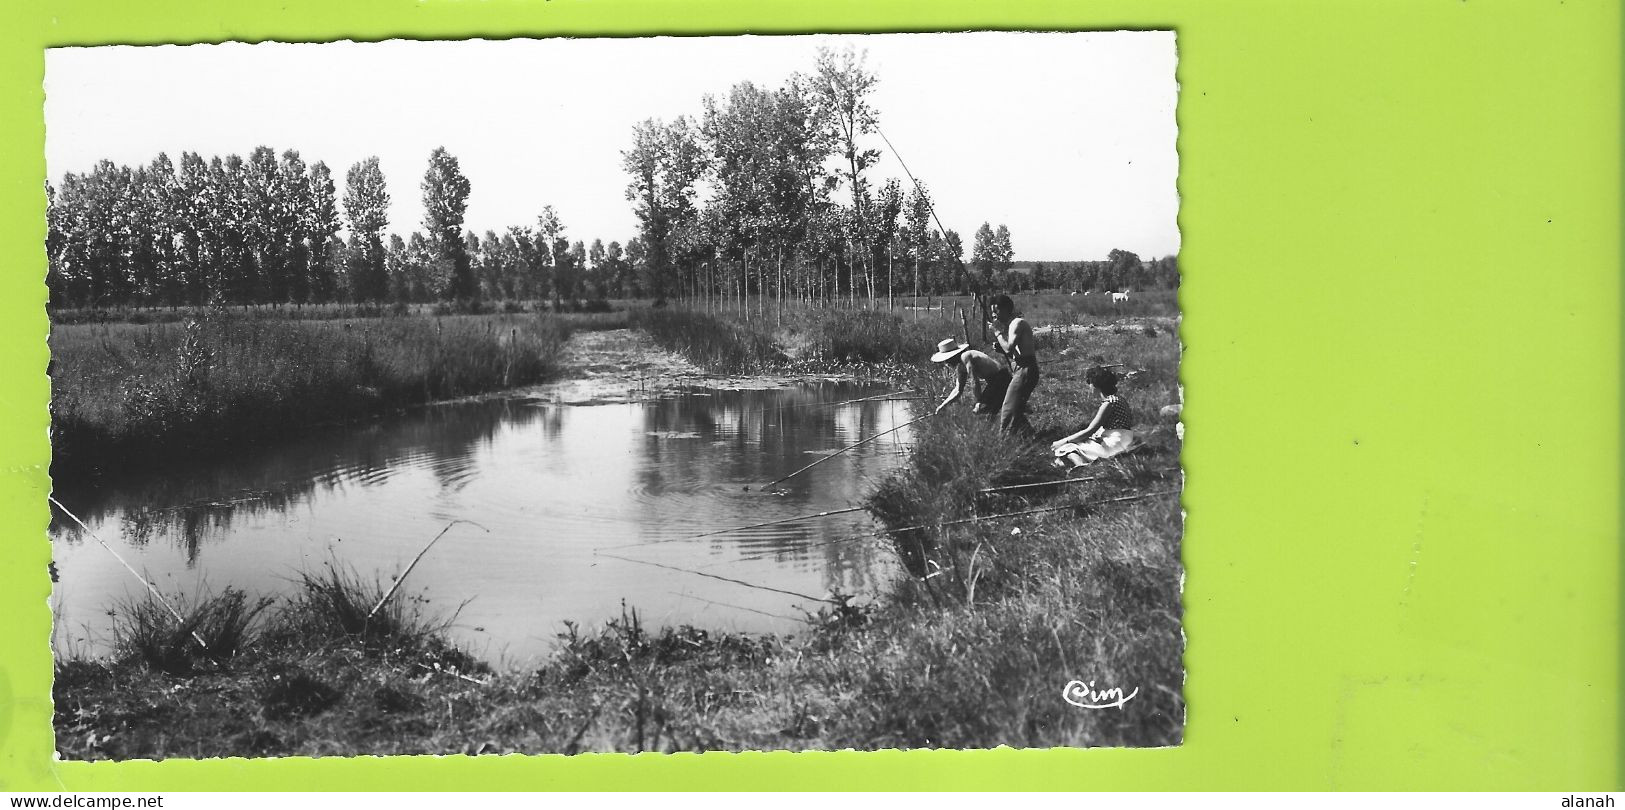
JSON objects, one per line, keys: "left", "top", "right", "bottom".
{"left": 51, "top": 382, "right": 912, "bottom": 662}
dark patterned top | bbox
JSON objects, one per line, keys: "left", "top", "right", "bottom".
{"left": 1099, "top": 395, "right": 1134, "bottom": 430}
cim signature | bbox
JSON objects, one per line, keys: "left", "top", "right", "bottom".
{"left": 1062, "top": 679, "right": 1139, "bottom": 709}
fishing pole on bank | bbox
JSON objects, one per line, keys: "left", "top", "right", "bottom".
{"left": 48, "top": 494, "right": 210, "bottom": 652}
{"left": 752, "top": 411, "right": 932, "bottom": 492}
{"left": 368, "top": 519, "right": 489, "bottom": 622}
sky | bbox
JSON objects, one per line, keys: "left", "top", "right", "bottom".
{"left": 44, "top": 32, "right": 1178, "bottom": 262}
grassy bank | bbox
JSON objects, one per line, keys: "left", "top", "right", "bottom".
{"left": 51, "top": 310, "right": 578, "bottom": 481}
{"left": 629, "top": 305, "right": 953, "bottom": 375}
{"left": 631, "top": 292, "right": 1177, "bottom": 376}
{"left": 54, "top": 317, "right": 1183, "bottom": 756}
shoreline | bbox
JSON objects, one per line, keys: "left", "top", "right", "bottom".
{"left": 52, "top": 299, "right": 1185, "bottom": 756}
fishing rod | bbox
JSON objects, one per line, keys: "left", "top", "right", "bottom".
{"left": 778, "top": 390, "right": 921, "bottom": 410}
{"left": 974, "top": 467, "right": 1182, "bottom": 497}
{"left": 368, "top": 519, "right": 489, "bottom": 622}
{"left": 752, "top": 412, "right": 932, "bottom": 492}
{"left": 876, "top": 125, "right": 994, "bottom": 345}
{"left": 49, "top": 495, "right": 210, "bottom": 651}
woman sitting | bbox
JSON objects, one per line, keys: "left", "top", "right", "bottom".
{"left": 1051, "top": 366, "right": 1137, "bottom": 471}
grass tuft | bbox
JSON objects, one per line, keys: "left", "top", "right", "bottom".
{"left": 110, "top": 587, "right": 271, "bottom": 675}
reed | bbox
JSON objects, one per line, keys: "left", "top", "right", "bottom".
{"left": 50, "top": 310, "right": 573, "bottom": 481}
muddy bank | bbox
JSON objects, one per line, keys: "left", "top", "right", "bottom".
{"left": 509, "top": 328, "right": 901, "bottom": 406}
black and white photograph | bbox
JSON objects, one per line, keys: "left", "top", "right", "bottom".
{"left": 44, "top": 32, "right": 1183, "bottom": 758}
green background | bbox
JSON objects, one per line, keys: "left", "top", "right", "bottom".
{"left": 1, "top": 0, "right": 1618, "bottom": 791}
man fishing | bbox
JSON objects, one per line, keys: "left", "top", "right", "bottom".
{"left": 930, "top": 338, "right": 1011, "bottom": 417}
{"left": 987, "top": 293, "right": 1039, "bottom": 435}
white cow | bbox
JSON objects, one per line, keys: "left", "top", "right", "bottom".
{"left": 1110, "top": 291, "right": 1130, "bottom": 304}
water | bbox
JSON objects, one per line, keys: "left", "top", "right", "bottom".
{"left": 50, "top": 381, "right": 916, "bottom": 663}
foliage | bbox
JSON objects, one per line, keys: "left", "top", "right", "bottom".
{"left": 421, "top": 147, "right": 474, "bottom": 301}
{"left": 344, "top": 157, "right": 391, "bottom": 303}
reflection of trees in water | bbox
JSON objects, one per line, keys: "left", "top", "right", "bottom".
{"left": 636, "top": 382, "right": 908, "bottom": 595}
{"left": 51, "top": 399, "right": 545, "bottom": 562}
{"left": 638, "top": 382, "right": 902, "bottom": 497}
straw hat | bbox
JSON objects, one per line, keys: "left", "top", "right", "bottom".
{"left": 930, "top": 338, "right": 969, "bottom": 363}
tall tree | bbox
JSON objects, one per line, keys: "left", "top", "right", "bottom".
{"left": 476, "top": 230, "right": 503, "bottom": 300}
{"left": 422, "top": 147, "right": 474, "bottom": 301}
{"left": 174, "top": 152, "right": 211, "bottom": 303}
{"left": 244, "top": 146, "right": 289, "bottom": 302}
{"left": 942, "top": 228, "right": 966, "bottom": 293}
{"left": 871, "top": 178, "right": 904, "bottom": 307}
{"left": 306, "top": 161, "right": 342, "bottom": 303}
{"left": 903, "top": 182, "right": 934, "bottom": 298}
{"left": 971, "top": 221, "right": 998, "bottom": 287}
{"left": 277, "top": 150, "right": 314, "bottom": 304}
{"left": 604, "top": 240, "right": 628, "bottom": 297}
{"left": 810, "top": 46, "right": 882, "bottom": 301}
{"left": 622, "top": 117, "right": 706, "bottom": 301}
{"left": 343, "top": 157, "right": 390, "bottom": 303}
{"left": 1106, "top": 247, "right": 1141, "bottom": 291}
{"left": 992, "top": 224, "right": 1014, "bottom": 273}
{"left": 535, "top": 205, "right": 565, "bottom": 308}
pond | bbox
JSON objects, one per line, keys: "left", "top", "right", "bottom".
{"left": 49, "top": 380, "right": 917, "bottom": 663}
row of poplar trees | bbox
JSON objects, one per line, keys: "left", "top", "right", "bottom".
{"left": 45, "top": 143, "right": 636, "bottom": 309}
{"left": 46, "top": 47, "right": 1022, "bottom": 311}
{"left": 621, "top": 46, "right": 1010, "bottom": 313}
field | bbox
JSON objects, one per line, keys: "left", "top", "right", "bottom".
{"left": 52, "top": 291, "right": 1184, "bottom": 755}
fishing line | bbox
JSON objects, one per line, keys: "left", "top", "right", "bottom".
{"left": 668, "top": 591, "right": 805, "bottom": 623}
{"left": 596, "top": 551, "right": 837, "bottom": 605}
{"left": 596, "top": 505, "right": 871, "bottom": 552}
{"left": 754, "top": 414, "right": 936, "bottom": 491}
{"left": 776, "top": 390, "right": 921, "bottom": 410}
{"left": 702, "top": 488, "right": 1183, "bottom": 569}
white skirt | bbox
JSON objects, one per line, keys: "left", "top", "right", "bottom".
{"left": 1053, "top": 428, "right": 1138, "bottom": 465}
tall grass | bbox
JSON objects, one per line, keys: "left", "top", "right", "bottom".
{"left": 50, "top": 310, "right": 573, "bottom": 479}
{"left": 627, "top": 308, "right": 784, "bottom": 372}
{"left": 109, "top": 587, "right": 272, "bottom": 675}
{"left": 274, "top": 562, "right": 467, "bottom": 662}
